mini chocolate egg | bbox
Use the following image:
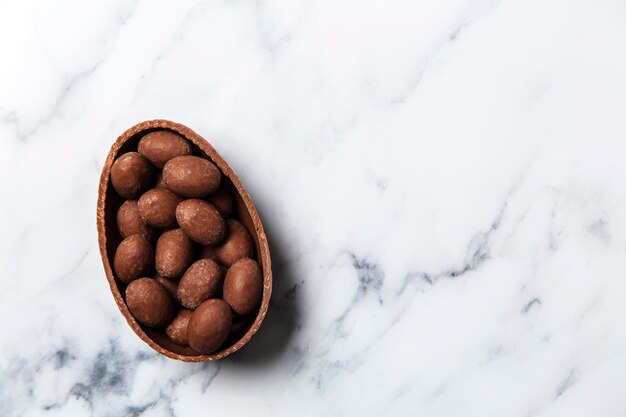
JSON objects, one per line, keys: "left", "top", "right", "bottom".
{"left": 176, "top": 199, "right": 226, "bottom": 246}
{"left": 138, "top": 188, "right": 182, "bottom": 229}
{"left": 138, "top": 130, "right": 192, "bottom": 168}
{"left": 177, "top": 259, "right": 223, "bottom": 309}
{"left": 166, "top": 309, "right": 193, "bottom": 346}
{"left": 223, "top": 258, "right": 262, "bottom": 316}
{"left": 117, "top": 200, "right": 156, "bottom": 242}
{"left": 162, "top": 155, "right": 220, "bottom": 198}
{"left": 208, "top": 186, "right": 234, "bottom": 217}
{"left": 113, "top": 235, "right": 154, "bottom": 284}
{"left": 155, "top": 229, "right": 193, "bottom": 278}
{"left": 155, "top": 275, "right": 179, "bottom": 301}
{"left": 188, "top": 299, "right": 232, "bottom": 354}
{"left": 110, "top": 152, "right": 152, "bottom": 199}
{"left": 214, "top": 219, "right": 255, "bottom": 266}
{"left": 126, "top": 278, "right": 174, "bottom": 328}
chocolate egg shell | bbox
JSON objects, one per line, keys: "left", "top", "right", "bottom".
{"left": 113, "top": 235, "right": 154, "bottom": 284}
{"left": 138, "top": 130, "right": 192, "bottom": 168}
{"left": 110, "top": 152, "right": 152, "bottom": 199}
{"left": 98, "top": 120, "right": 272, "bottom": 362}
{"left": 138, "top": 188, "right": 182, "bottom": 229}
{"left": 155, "top": 228, "right": 193, "bottom": 279}
{"left": 117, "top": 200, "right": 156, "bottom": 242}
{"left": 166, "top": 309, "right": 193, "bottom": 346}
{"left": 188, "top": 299, "right": 232, "bottom": 354}
{"left": 126, "top": 278, "right": 175, "bottom": 328}
{"left": 178, "top": 259, "right": 223, "bottom": 309}
{"left": 223, "top": 258, "right": 263, "bottom": 316}
{"left": 163, "top": 155, "right": 221, "bottom": 198}
{"left": 176, "top": 199, "right": 226, "bottom": 246}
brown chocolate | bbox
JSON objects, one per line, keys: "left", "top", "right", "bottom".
{"left": 208, "top": 186, "right": 234, "bottom": 217}
{"left": 138, "top": 188, "right": 182, "bottom": 229}
{"left": 138, "top": 130, "right": 192, "bottom": 168}
{"left": 230, "top": 315, "right": 252, "bottom": 340}
{"left": 126, "top": 278, "right": 174, "bottom": 327}
{"left": 187, "top": 299, "right": 232, "bottom": 354}
{"left": 155, "top": 229, "right": 193, "bottom": 278}
{"left": 177, "top": 259, "right": 223, "bottom": 309}
{"left": 200, "top": 245, "right": 218, "bottom": 262}
{"left": 176, "top": 199, "right": 226, "bottom": 246}
{"left": 214, "top": 219, "right": 255, "bottom": 266}
{"left": 98, "top": 120, "right": 272, "bottom": 362}
{"left": 154, "top": 172, "right": 166, "bottom": 189}
{"left": 155, "top": 275, "right": 179, "bottom": 301}
{"left": 110, "top": 152, "right": 152, "bottom": 199}
{"left": 166, "top": 309, "right": 193, "bottom": 346}
{"left": 162, "top": 155, "right": 220, "bottom": 198}
{"left": 117, "top": 200, "right": 156, "bottom": 242}
{"left": 113, "top": 235, "right": 154, "bottom": 284}
{"left": 223, "top": 258, "right": 262, "bottom": 316}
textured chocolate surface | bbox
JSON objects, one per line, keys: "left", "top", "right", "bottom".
{"left": 110, "top": 152, "right": 152, "bottom": 199}
{"left": 138, "top": 188, "right": 182, "bottom": 229}
{"left": 215, "top": 219, "right": 255, "bottom": 266}
{"left": 117, "top": 200, "right": 156, "bottom": 242}
{"left": 165, "top": 309, "right": 193, "bottom": 346}
{"left": 176, "top": 199, "right": 226, "bottom": 246}
{"left": 138, "top": 130, "right": 192, "bottom": 168}
{"left": 223, "top": 258, "right": 263, "bottom": 316}
{"left": 155, "top": 228, "right": 193, "bottom": 279}
{"left": 126, "top": 278, "right": 175, "bottom": 328}
{"left": 163, "top": 155, "right": 221, "bottom": 198}
{"left": 187, "top": 299, "right": 232, "bottom": 354}
{"left": 178, "top": 259, "right": 223, "bottom": 309}
{"left": 113, "top": 235, "right": 154, "bottom": 284}
{"left": 155, "top": 275, "right": 179, "bottom": 302}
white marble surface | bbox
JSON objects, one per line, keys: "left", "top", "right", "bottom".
{"left": 2, "top": 0, "right": 626, "bottom": 415}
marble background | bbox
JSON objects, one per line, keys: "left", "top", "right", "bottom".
{"left": 1, "top": 0, "right": 626, "bottom": 415}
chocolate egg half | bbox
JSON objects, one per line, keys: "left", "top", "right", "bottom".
{"left": 98, "top": 120, "right": 272, "bottom": 362}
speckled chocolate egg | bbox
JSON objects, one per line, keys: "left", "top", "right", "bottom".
{"left": 155, "top": 229, "right": 193, "bottom": 278}
{"left": 223, "top": 258, "right": 262, "bottom": 316}
{"left": 117, "top": 200, "right": 156, "bottom": 242}
{"left": 125, "top": 278, "right": 174, "bottom": 328}
{"left": 208, "top": 186, "right": 234, "bottom": 217}
{"left": 214, "top": 219, "right": 255, "bottom": 266}
{"left": 110, "top": 152, "right": 152, "bottom": 199}
{"left": 166, "top": 309, "right": 193, "bottom": 346}
{"left": 188, "top": 299, "right": 232, "bottom": 354}
{"left": 162, "top": 155, "right": 220, "bottom": 198}
{"left": 113, "top": 235, "right": 154, "bottom": 284}
{"left": 177, "top": 259, "right": 223, "bottom": 309}
{"left": 176, "top": 199, "right": 226, "bottom": 246}
{"left": 138, "top": 130, "right": 192, "bottom": 168}
{"left": 155, "top": 275, "right": 179, "bottom": 301}
{"left": 138, "top": 188, "right": 182, "bottom": 229}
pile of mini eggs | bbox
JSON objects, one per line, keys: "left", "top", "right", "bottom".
{"left": 110, "top": 130, "right": 262, "bottom": 354}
